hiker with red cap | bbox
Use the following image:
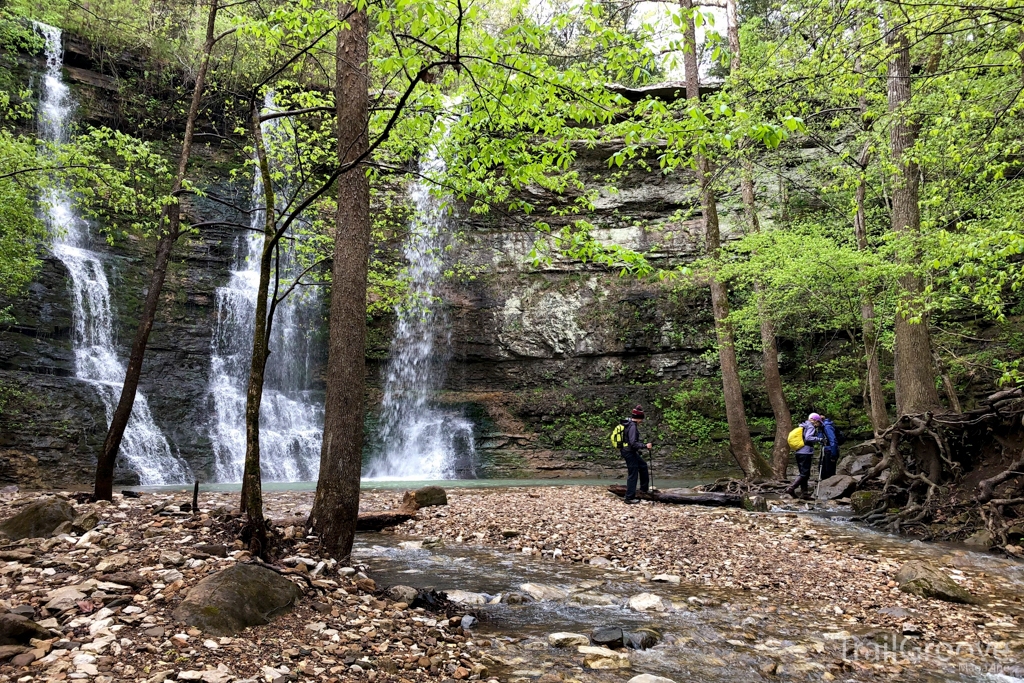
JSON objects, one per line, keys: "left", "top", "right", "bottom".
{"left": 785, "top": 413, "right": 824, "bottom": 499}
{"left": 620, "top": 405, "right": 653, "bottom": 504}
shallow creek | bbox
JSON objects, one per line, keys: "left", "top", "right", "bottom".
{"left": 354, "top": 509, "right": 1024, "bottom": 683}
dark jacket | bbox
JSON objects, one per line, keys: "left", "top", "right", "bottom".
{"left": 795, "top": 421, "right": 822, "bottom": 456}
{"left": 822, "top": 419, "right": 840, "bottom": 454}
{"left": 622, "top": 420, "right": 645, "bottom": 455}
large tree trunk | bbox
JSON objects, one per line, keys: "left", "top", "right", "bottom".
{"left": 309, "top": 3, "right": 371, "bottom": 561}
{"left": 853, "top": 143, "right": 890, "bottom": 435}
{"left": 94, "top": 0, "right": 218, "bottom": 501}
{"left": 886, "top": 18, "right": 941, "bottom": 417}
{"left": 238, "top": 102, "right": 275, "bottom": 557}
{"left": 683, "top": 0, "right": 771, "bottom": 479}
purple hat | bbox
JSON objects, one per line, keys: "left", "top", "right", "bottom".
{"left": 808, "top": 413, "right": 823, "bottom": 422}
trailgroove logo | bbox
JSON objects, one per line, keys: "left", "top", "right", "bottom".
{"left": 839, "top": 634, "right": 1020, "bottom": 676}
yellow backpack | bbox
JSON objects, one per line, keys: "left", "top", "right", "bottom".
{"left": 610, "top": 422, "right": 626, "bottom": 449}
{"left": 787, "top": 426, "right": 805, "bottom": 451}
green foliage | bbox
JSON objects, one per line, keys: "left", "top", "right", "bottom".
{"left": 0, "top": 131, "right": 47, "bottom": 312}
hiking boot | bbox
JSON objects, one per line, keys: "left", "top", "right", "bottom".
{"left": 624, "top": 497, "right": 641, "bottom": 505}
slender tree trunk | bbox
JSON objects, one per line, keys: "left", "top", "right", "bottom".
{"left": 933, "top": 350, "right": 962, "bottom": 413}
{"left": 239, "top": 101, "right": 274, "bottom": 556}
{"left": 683, "top": 0, "right": 771, "bottom": 478}
{"left": 728, "top": 0, "right": 792, "bottom": 477}
{"left": 853, "top": 49, "right": 889, "bottom": 436}
{"left": 94, "top": 0, "right": 218, "bottom": 501}
{"left": 309, "top": 3, "right": 371, "bottom": 561}
{"left": 886, "top": 18, "right": 941, "bottom": 417}
{"left": 853, "top": 143, "right": 890, "bottom": 434}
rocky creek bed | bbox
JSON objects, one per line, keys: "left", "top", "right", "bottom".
{"left": 0, "top": 485, "right": 1021, "bottom": 683}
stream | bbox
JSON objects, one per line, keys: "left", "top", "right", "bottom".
{"left": 351, "top": 504, "right": 1024, "bottom": 683}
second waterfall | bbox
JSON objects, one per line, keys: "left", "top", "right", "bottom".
{"left": 207, "top": 96, "right": 324, "bottom": 483}
{"left": 365, "top": 151, "right": 477, "bottom": 480}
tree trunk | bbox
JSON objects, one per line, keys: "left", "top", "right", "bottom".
{"left": 729, "top": 0, "right": 793, "bottom": 477}
{"left": 853, "top": 143, "right": 891, "bottom": 434}
{"left": 94, "top": 0, "right": 218, "bottom": 501}
{"left": 886, "top": 18, "right": 941, "bottom": 417}
{"left": 853, "top": 48, "right": 890, "bottom": 436}
{"left": 683, "top": 0, "right": 771, "bottom": 479}
{"left": 309, "top": 3, "right": 371, "bottom": 561}
{"left": 239, "top": 101, "right": 274, "bottom": 557}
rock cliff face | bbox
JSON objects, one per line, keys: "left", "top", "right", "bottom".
{"left": 429, "top": 142, "right": 752, "bottom": 478}
{"left": 0, "top": 35, "right": 749, "bottom": 487}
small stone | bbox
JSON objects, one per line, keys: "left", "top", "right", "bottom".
{"left": 160, "top": 551, "right": 185, "bottom": 566}
{"left": 627, "top": 593, "right": 665, "bottom": 612}
{"left": 650, "top": 574, "right": 680, "bottom": 584}
{"left": 460, "top": 615, "right": 477, "bottom": 629}
{"left": 519, "top": 583, "right": 567, "bottom": 601}
{"left": 386, "top": 586, "right": 418, "bottom": 604}
{"left": 628, "top": 676, "right": 677, "bottom": 683}
{"left": 447, "top": 590, "right": 487, "bottom": 605}
{"left": 548, "top": 633, "right": 589, "bottom": 648}
{"left": 501, "top": 529, "right": 519, "bottom": 538}
{"left": 578, "top": 645, "right": 630, "bottom": 669}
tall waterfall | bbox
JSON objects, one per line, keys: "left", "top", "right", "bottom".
{"left": 365, "top": 151, "right": 476, "bottom": 480}
{"left": 35, "top": 23, "right": 190, "bottom": 485}
{"left": 207, "top": 94, "right": 324, "bottom": 483}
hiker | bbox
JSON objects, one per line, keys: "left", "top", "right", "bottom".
{"left": 785, "top": 413, "right": 823, "bottom": 499}
{"left": 621, "top": 405, "right": 653, "bottom": 504}
{"left": 819, "top": 415, "right": 842, "bottom": 480}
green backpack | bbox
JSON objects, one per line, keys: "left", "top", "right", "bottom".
{"left": 610, "top": 421, "right": 628, "bottom": 449}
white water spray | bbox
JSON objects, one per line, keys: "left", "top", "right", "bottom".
{"left": 207, "top": 93, "right": 324, "bottom": 483}
{"left": 35, "top": 22, "right": 190, "bottom": 485}
{"left": 365, "top": 150, "right": 476, "bottom": 480}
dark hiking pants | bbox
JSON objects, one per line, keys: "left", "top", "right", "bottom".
{"left": 623, "top": 451, "right": 649, "bottom": 499}
{"left": 789, "top": 452, "right": 813, "bottom": 495}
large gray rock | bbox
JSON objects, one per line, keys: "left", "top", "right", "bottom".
{"left": 591, "top": 626, "right": 624, "bottom": 648}
{"left": 0, "top": 614, "right": 50, "bottom": 645}
{"left": 895, "top": 561, "right": 979, "bottom": 604}
{"left": 0, "top": 498, "right": 75, "bottom": 540}
{"left": 838, "top": 453, "right": 880, "bottom": 477}
{"left": 816, "top": 475, "right": 856, "bottom": 500}
{"left": 172, "top": 563, "right": 304, "bottom": 635}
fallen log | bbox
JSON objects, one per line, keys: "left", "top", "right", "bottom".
{"left": 356, "top": 510, "right": 416, "bottom": 532}
{"left": 607, "top": 486, "right": 743, "bottom": 507}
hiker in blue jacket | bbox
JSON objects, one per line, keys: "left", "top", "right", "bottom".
{"left": 785, "top": 413, "right": 824, "bottom": 499}
{"left": 819, "top": 416, "right": 842, "bottom": 480}
{"left": 621, "top": 405, "right": 653, "bottom": 504}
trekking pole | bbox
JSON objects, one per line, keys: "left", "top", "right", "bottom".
{"left": 814, "top": 444, "right": 823, "bottom": 499}
{"left": 649, "top": 445, "right": 656, "bottom": 493}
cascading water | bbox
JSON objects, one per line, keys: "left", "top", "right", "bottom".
{"left": 34, "top": 23, "right": 190, "bottom": 485}
{"left": 365, "top": 151, "right": 477, "bottom": 480}
{"left": 207, "top": 94, "right": 324, "bottom": 483}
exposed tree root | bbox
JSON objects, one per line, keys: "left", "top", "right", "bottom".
{"left": 850, "top": 387, "right": 1024, "bottom": 552}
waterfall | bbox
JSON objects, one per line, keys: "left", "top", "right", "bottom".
{"left": 34, "top": 22, "right": 191, "bottom": 486}
{"left": 365, "top": 150, "right": 477, "bottom": 480}
{"left": 207, "top": 94, "right": 324, "bottom": 483}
